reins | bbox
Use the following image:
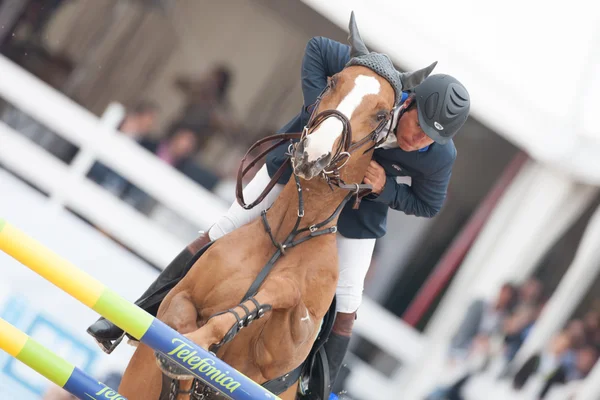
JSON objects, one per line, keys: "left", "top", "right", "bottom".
{"left": 235, "top": 84, "right": 396, "bottom": 211}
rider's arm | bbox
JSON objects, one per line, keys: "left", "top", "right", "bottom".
{"left": 301, "top": 37, "right": 351, "bottom": 108}
{"left": 371, "top": 161, "right": 454, "bottom": 218}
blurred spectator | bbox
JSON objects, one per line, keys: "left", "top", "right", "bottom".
{"left": 558, "top": 319, "right": 590, "bottom": 384}
{"left": 565, "top": 319, "right": 587, "bottom": 350}
{"left": 431, "top": 283, "right": 600, "bottom": 400}
{"left": 583, "top": 309, "right": 600, "bottom": 346}
{"left": 123, "top": 124, "right": 208, "bottom": 214}
{"left": 88, "top": 101, "right": 160, "bottom": 196}
{"left": 449, "top": 283, "right": 518, "bottom": 362}
{"left": 512, "top": 331, "right": 572, "bottom": 390}
{"left": 173, "top": 64, "right": 236, "bottom": 149}
{"left": 539, "top": 345, "right": 598, "bottom": 399}
{"left": 142, "top": 124, "right": 199, "bottom": 168}
{"left": 427, "top": 284, "right": 518, "bottom": 400}
{"left": 118, "top": 101, "right": 160, "bottom": 140}
{"left": 503, "top": 278, "right": 544, "bottom": 361}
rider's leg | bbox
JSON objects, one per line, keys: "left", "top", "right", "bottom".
{"left": 87, "top": 234, "right": 211, "bottom": 342}
{"left": 87, "top": 166, "right": 283, "bottom": 346}
{"left": 325, "top": 234, "right": 376, "bottom": 389}
{"left": 207, "top": 165, "right": 284, "bottom": 241}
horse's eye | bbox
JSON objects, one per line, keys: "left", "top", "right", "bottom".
{"left": 329, "top": 75, "right": 339, "bottom": 89}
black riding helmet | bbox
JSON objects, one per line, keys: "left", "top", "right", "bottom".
{"left": 413, "top": 74, "right": 470, "bottom": 145}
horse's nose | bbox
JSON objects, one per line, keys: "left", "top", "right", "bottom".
{"left": 315, "top": 152, "right": 332, "bottom": 171}
{"left": 294, "top": 159, "right": 312, "bottom": 178}
{"left": 294, "top": 152, "right": 331, "bottom": 179}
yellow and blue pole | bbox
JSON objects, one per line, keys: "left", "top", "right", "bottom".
{"left": 0, "top": 318, "right": 126, "bottom": 399}
{"left": 0, "top": 219, "right": 281, "bottom": 400}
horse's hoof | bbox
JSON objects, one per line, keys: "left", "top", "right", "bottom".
{"left": 155, "top": 352, "right": 195, "bottom": 380}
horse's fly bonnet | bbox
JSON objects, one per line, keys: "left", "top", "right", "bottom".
{"left": 345, "top": 12, "right": 437, "bottom": 106}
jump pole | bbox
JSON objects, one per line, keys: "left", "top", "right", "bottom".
{"left": 0, "top": 219, "right": 281, "bottom": 400}
{"left": 0, "top": 318, "right": 126, "bottom": 399}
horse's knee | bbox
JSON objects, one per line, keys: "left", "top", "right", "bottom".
{"left": 332, "top": 311, "right": 356, "bottom": 336}
{"left": 169, "top": 315, "right": 198, "bottom": 335}
{"left": 160, "top": 293, "right": 199, "bottom": 334}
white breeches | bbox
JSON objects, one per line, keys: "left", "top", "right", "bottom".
{"left": 208, "top": 165, "right": 375, "bottom": 313}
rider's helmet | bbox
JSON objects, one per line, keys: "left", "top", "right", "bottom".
{"left": 413, "top": 74, "right": 470, "bottom": 145}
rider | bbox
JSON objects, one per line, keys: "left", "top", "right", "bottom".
{"left": 88, "top": 36, "right": 470, "bottom": 389}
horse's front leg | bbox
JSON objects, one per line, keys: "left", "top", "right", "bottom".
{"left": 156, "top": 277, "right": 300, "bottom": 379}
{"left": 152, "top": 290, "right": 201, "bottom": 381}
{"left": 191, "top": 276, "right": 300, "bottom": 348}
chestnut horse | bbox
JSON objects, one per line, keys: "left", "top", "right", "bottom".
{"left": 119, "top": 13, "right": 433, "bottom": 400}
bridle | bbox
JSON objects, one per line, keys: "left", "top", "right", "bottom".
{"left": 236, "top": 81, "right": 397, "bottom": 210}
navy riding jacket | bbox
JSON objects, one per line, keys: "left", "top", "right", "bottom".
{"left": 266, "top": 37, "right": 457, "bottom": 239}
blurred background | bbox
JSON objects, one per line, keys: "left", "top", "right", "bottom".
{"left": 0, "top": 0, "right": 599, "bottom": 399}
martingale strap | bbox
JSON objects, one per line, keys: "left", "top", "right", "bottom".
{"left": 244, "top": 175, "right": 353, "bottom": 301}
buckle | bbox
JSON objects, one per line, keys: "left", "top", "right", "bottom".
{"left": 300, "top": 126, "right": 309, "bottom": 141}
{"left": 309, "top": 225, "right": 318, "bottom": 233}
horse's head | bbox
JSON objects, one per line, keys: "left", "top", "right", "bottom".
{"left": 292, "top": 12, "right": 436, "bottom": 180}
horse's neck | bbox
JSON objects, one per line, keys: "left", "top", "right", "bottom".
{"left": 265, "top": 162, "right": 369, "bottom": 241}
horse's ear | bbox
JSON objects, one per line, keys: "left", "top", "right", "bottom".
{"left": 399, "top": 61, "right": 438, "bottom": 90}
{"left": 348, "top": 11, "right": 369, "bottom": 58}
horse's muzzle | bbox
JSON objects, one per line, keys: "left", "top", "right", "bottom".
{"left": 292, "top": 141, "right": 332, "bottom": 180}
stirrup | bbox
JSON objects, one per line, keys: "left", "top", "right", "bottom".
{"left": 92, "top": 333, "right": 125, "bottom": 355}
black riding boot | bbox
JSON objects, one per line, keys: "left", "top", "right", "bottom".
{"left": 87, "top": 233, "right": 211, "bottom": 353}
{"left": 324, "top": 332, "right": 351, "bottom": 391}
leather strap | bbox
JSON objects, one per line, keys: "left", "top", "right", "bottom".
{"left": 236, "top": 133, "right": 302, "bottom": 210}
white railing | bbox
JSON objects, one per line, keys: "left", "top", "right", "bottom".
{"left": 348, "top": 296, "right": 426, "bottom": 399}
{"left": 0, "top": 54, "right": 430, "bottom": 398}
{"left": 0, "top": 54, "right": 229, "bottom": 267}
{"left": 0, "top": 121, "right": 185, "bottom": 267}
{"left": 0, "top": 55, "right": 228, "bottom": 231}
